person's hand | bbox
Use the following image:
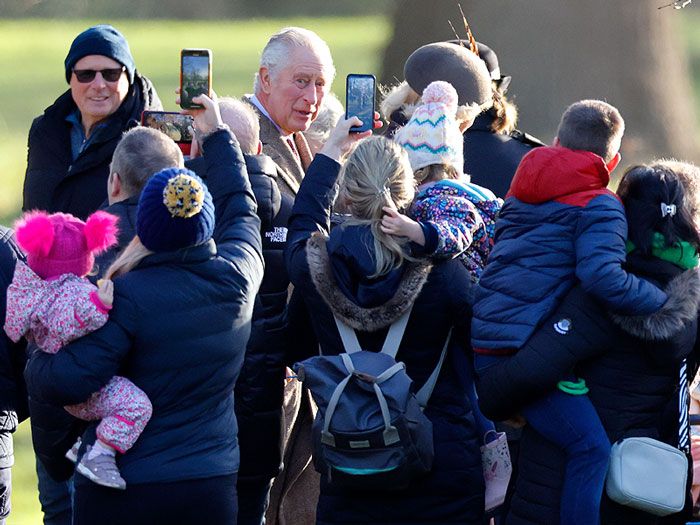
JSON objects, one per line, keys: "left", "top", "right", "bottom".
{"left": 320, "top": 112, "right": 382, "bottom": 162}
{"left": 380, "top": 207, "right": 425, "bottom": 245}
{"left": 503, "top": 414, "right": 527, "bottom": 429}
{"left": 176, "top": 88, "right": 223, "bottom": 137}
{"left": 96, "top": 279, "right": 114, "bottom": 308}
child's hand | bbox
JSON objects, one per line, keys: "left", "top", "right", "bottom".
{"left": 97, "top": 279, "right": 114, "bottom": 308}
{"left": 381, "top": 207, "right": 425, "bottom": 245}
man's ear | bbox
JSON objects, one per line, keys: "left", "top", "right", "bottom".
{"left": 606, "top": 152, "right": 622, "bottom": 173}
{"left": 256, "top": 140, "right": 263, "bottom": 155}
{"left": 108, "top": 172, "right": 122, "bottom": 197}
{"left": 259, "top": 67, "right": 272, "bottom": 95}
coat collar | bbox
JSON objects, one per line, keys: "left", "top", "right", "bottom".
{"left": 305, "top": 233, "right": 432, "bottom": 332}
{"left": 250, "top": 102, "right": 304, "bottom": 195}
{"left": 611, "top": 266, "right": 700, "bottom": 340}
{"left": 135, "top": 239, "right": 216, "bottom": 270}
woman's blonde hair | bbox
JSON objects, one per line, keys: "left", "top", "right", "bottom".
{"left": 413, "top": 164, "right": 461, "bottom": 185}
{"left": 339, "top": 137, "right": 416, "bottom": 278}
{"left": 104, "top": 236, "right": 153, "bottom": 280}
{"left": 489, "top": 87, "right": 519, "bottom": 134}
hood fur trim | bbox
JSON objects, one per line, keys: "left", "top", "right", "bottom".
{"left": 611, "top": 268, "right": 700, "bottom": 340}
{"left": 306, "top": 233, "right": 432, "bottom": 331}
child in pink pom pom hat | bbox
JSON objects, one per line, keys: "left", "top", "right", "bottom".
{"left": 4, "top": 210, "right": 152, "bottom": 490}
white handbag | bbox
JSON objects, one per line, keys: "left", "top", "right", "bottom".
{"left": 605, "top": 436, "right": 688, "bottom": 516}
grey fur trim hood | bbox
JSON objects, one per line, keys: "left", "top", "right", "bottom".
{"left": 305, "top": 233, "right": 432, "bottom": 332}
{"left": 611, "top": 267, "right": 700, "bottom": 340}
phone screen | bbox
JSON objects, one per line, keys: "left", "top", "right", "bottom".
{"left": 346, "top": 75, "right": 375, "bottom": 133}
{"left": 181, "top": 51, "right": 211, "bottom": 109}
{"left": 142, "top": 112, "right": 194, "bottom": 143}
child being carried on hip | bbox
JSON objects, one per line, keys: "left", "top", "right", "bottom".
{"left": 470, "top": 100, "right": 668, "bottom": 524}
{"left": 4, "top": 211, "right": 152, "bottom": 490}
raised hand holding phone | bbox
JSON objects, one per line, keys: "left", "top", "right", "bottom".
{"left": 182, "top": 93, "right": 223, "bottom": 137}
{"left": 346, "top": 74, "right": 376, "bottom": 133}
{"left": 180, "top": 49, "right": 212, "bottom": 109}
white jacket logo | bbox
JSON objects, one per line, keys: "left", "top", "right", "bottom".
{"left": 553, "top": 318, "right": 572, "bottom": 335}
{"left": 265, "top": 227, "right": 287, "bottom": 243}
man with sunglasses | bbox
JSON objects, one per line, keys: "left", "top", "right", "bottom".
{"left": 23, "top": 24, "right": 162, "bottom": 221}
{"left": 22, "top": 24, "right": 161, "bottom": 525}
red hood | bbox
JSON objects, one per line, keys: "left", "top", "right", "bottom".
{"left": 507, "top": 146, "right": 611, "bottom": 204}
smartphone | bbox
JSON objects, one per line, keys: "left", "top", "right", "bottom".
{"left": 180, "top": 48, "right": 212, "bottom": 109}
{"left": 141, "top": 111, "right": 195, "bottom": 156}
{"left": 345, "top": 74, "right": 376, "bottom": 133}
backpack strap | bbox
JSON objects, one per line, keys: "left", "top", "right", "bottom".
{"left": 334, "top": 316, "right": 363, "bottom": 354}
{"left": 415, "top": 328, "right": 452, "bottom": 409}
{"left": 379, "top": 305, "right": 413, "bottom": 359}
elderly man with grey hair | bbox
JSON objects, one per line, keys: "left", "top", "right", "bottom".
{"left": 248, "top": 26, "right": 335, "bottom": 198}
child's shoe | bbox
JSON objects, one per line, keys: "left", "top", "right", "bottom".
{"left": 481, "top": 430, "right": 512, "bottom": 512}
{"left": 65, "top": 437, "right": 82, "bottom": 464}
{"left": 76, "top": 445, "right": 126, "bottom": 490}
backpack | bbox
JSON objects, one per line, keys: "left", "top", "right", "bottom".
{"left": 293, "top": 305, "right": 451, "bottom": 490}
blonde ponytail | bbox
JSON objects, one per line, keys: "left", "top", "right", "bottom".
{"left": 104, "top": 236, "right": 153, "bottom": 280}
{"left": 339, "top": 137, "right": 416, "bottom": 278}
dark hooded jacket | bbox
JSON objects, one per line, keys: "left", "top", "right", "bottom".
{"left": 24, "top": 72, "right": 162, "bottom": 220}
{"left": 476, "top": 254, "right": 700, "bottom": 524}
{"left": 472, "top": 146, "right": 667, "bottom": 352}
{"left": 188, "top": 151, "right": 294, "bottom": 483}
{"left": 25, "top": 129, "right": 263, "bottom": 488}
{"left": 285, "top": 154, "right": 485, "bottom": 524}
{"left": 463, "top": 110, "right": 543, "bottom": 198}
{"left": 0, "top": 228, "right": 27, "bottom": 469}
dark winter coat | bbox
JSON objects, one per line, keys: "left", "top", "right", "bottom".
{"left": 463, "top": 111, "right": 543, "bottom": 198}
{"left": 25, "top": 129, "right": 263, "bottom": 488}
{"left": 23, "top": 73, "right": 162, "bottom": 220}
{"left": 476, "top": 255, "right": 700, "bottom": 524}
{"left": 472, "top": 146, "right": 667, "bottom": 352}
{"left": 189, "top": 151, "right": 294, "bottom": 483}
{"left": 0, "top": 228, "right": 27, "bottom": 469}
{"left": 93, "top": 195, "right": 139, "bottom": 278}
{"left": 286, "top": 154, "right": 486, "bottom": 524}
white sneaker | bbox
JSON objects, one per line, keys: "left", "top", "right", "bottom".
{"left": 65, "top": 437, "right": 82, "bottom": 464}
{"left": 76, "top": 445, "right": 126, "bottom": 490}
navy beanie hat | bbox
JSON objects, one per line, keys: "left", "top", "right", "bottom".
{"left": 136, "top": 168, "right": 215, "bottom": 252}
{"left": 64, "top": 25, "right": 135, "bottom": 84}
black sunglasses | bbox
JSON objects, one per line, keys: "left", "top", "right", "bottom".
{"left": 72, "top": 66, "right": 125, "bottom": 84}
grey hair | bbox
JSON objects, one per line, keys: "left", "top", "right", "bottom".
{"left": 253, "top": 26, "right": 335, "bottom": 93}
{"left": 218, "top": 97, "right": 260, "bottom": 155}
{"left": 304, "top": 91, "right": 344, "bottom": 153}
{"left": 111, "top": 127, "right": 184, "bottom": 196}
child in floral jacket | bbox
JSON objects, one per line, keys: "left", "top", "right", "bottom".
{"left": 4, "top": 211, "right": 152, "bottom": 490}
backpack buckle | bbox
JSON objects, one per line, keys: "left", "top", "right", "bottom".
{"left": 352, "top": 370, "right": 377, "bottom": 383}
{"left": 321, "top": 430, "right": 336, "bottom": 447}
{"left": 383, "top": 425, "right": 400, "bottom": 446}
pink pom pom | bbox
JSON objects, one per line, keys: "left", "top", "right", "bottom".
{"left": 422, "top": 81, "right": 458, "bottom": 110}
{"left": 84, "top": 211, "right": 119, "bottom": 254}
{"left": 14, "top": 211, "right": 54, "bottom": 257}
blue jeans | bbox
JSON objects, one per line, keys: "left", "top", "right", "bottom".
{"left": 36, "top": 460, "right": 73, "bottom": 525}
{"left": 522, "top": 389, "right": 610, "bottom": 525}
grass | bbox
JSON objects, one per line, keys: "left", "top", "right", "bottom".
{"left": 0, "top": 16, "right": 391, "bottom": 226}
{"left": 1, "top": 16, "right": 391, "bottom": 524}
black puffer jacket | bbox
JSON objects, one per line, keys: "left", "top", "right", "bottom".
{"left": 0, "top": 227, "right": 27, "bottom": 469}
{"left": 23, "top": 73, "right": 161, "bottom": 219}
{"left": 477, "top": 254, "right": 700, "bottom": 524}
{"left": 463, "top": 111, "right": 543, "bottom": 198}
{"left": 286, "top": 154, "right": 485, "bottom": 524}
{"left": 189, "top": 151, "right": 294, "bottom": 483}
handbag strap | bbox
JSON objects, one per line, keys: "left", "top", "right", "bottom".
{"left": 678, "top": 358, "right": 690, "bottom": 453}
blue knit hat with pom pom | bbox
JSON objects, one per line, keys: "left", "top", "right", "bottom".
{"left": 136, "top": 167, "right": 215, "bottom": 252}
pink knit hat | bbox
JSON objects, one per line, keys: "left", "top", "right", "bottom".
{"left": 15, "top": 211, "right": 119, "bottom": 279}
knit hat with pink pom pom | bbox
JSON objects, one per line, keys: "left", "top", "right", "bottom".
{"left": 14, "top": 211, "right": 119, "bottom": 280}
{"left": 394, "top": 81, "right": 464, "bottom": 174}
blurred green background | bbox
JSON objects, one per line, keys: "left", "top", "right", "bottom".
{"left": 2, "top": 5, "right": 699, "bottom": 524}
